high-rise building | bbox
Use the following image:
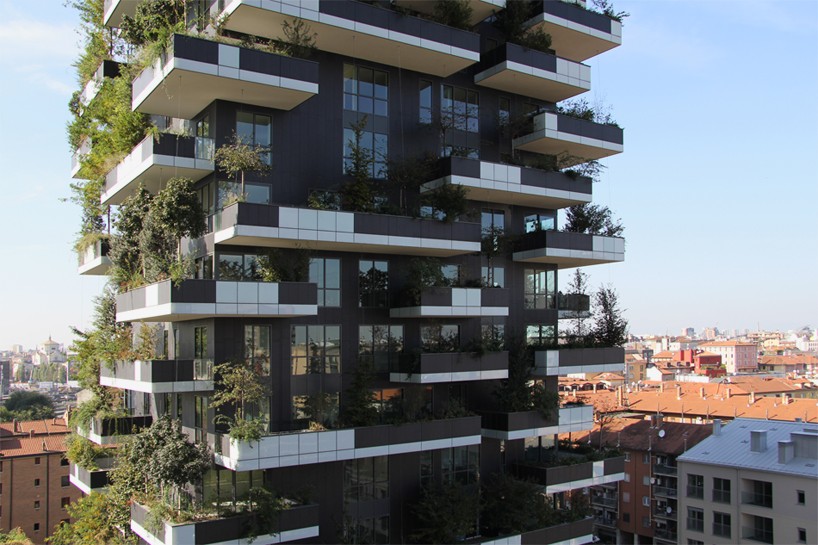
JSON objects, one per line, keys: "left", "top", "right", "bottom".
{"left": 71, "top": 0, "right": 627, "bottom": 542}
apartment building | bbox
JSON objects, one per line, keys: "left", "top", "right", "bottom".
{"left": 678, "top": 418, "right": 818, "bottom": 545}
{"left": 71, "top": 0, "right": 627, "bottom": 543}
{"left": 699, "top": 340, "right": 758, "bottom": 374}
{"left": 0, "top": 419, "right": 79, "bottom": 542}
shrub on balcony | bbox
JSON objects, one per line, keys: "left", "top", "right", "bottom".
{"left": 494, "top": 337, "right": 559, "bottom": 418}
{"left": 481, "top": 473, "right": 559, "bottom": 537}
{"left": 420, "top": 180, "right": 468, "bottom": 223}
{"left": 564, "top": 202, "right": 624, "bottom": 238}
{"left": 410, "top": 483, "right": 479, "bottom": 544}
{"left": 215, "top": 133, "right": 270, "bottom": 199}
{"left": 212, "top": 360, "right": 269, "bottom": 442}
{"left": 592, "top": 285, "right": 628, "bottom": 347}
{"left": 495, "top": 0, "right": 553, "bottom": 53}
{"left": 255, "top": 248, "right": 311, "bottom": 282}
{"left": 430, "top": 0, "right": 474, "bottom": 30}
{"left": 65, "top": 433, "right": 110, "bottom": 471}
{"left": 341, "top": 361, "right": 379, "bottom": 428}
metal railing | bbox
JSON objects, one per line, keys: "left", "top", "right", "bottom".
{"left": 653, "top": 462, "right": 677, "bottom": 475}
{"left": 653, "top": 485, "right": 677, "bottom": 498}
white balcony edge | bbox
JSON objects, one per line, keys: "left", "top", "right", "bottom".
{"left": 545, "top": 470, "right": 625, "bottom": 494}
{"left": 481, "top": 532, "right": 594, "bottom": 545}
{"left": 69, "top": 473, "right": 95, "bottom": 495}
{"left": 474, "top": 59, "right": 591, "bottom": 95}
{"left": 131, "top": 517, "right": 319, "bottom": 545}
{"left": 100, "top": 375, "right": 214, "bottom": 394}
{"left": 389, "top": 369, "right": 508, "bottom": 383}
{"left": 390, "top": 305, "right": 509, "bottom": 318}
{"left": 423, "top": 175, "right": 592, "bottom": 207}
{"left": 117, "top": 302, "right": 318, "bottom": 322}
{"left": 530, "top": 11, "right": 622, "bottom": 42}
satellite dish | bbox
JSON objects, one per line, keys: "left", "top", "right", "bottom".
{"left": 666, "top": 506, "right": 672, "bottom": 514}
{"left": 658, "top": 429, "right": 666, "bottom": 438}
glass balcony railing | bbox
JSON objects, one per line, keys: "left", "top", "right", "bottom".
{"left": 194, "top": 358, "right": 213, "bottom": 381}
{"left": 195, "top": 136, "right": 214, "bottom": 162}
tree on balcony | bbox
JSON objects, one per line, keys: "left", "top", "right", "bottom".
{"left": 215, "top": 133, "right": 270, "bottom": 200}
{"left": 494, "top": 0, "right": 553, "bottom": 53}
{"left": 341, "top": 360, "right": 378, "bottom": 427}
{"left": 593, "top": 285, "right": 628, "bottom": 347}
{"left": 212, "top": 360, "right": 268, "bottom": 442}
{"left": 564, "top": 269, "right": 592, "bottom": 345}
{"left": 564, "top": 203, "right": 624, "bottom": 238}
{"left": 481, "top": 473, "right": 559, "bottom": 537}
{"left": 410, "top": 483, "right": 479, "bottom": 544}
{"left": 341, "top": 117, "right": 378, "bottom": 213}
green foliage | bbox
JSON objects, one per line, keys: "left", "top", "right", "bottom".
{"left": 593, "top": 285, "right": 628, "bottom": 347}
{"left": 64, "top": 433, "right": 109, "bottom": 471}
{"left": 31, "top": 362, "right": 68, "bottom": 384}
{"left": 564, "top": 203, "right": 624, "bottom": 237}
{"left": 69, "top": 179, "right": 106, "bottom": 241}
{"left": 242, "top": 487, "right": 288, "bottom": 542}
{"left": 342, "top": 361, "right": 378, "bottom": 427}
{"left": 480, "top": 474, "right": 558, "bottom": 537}
{"left": 275, "top": 18, "right": 317, "bottom": 58}
{"left": 211, "top": 360, "right": 268, "bottom": 440}
{"left": 49, "top": 492, "right": 127, "bottom": 545}
{"left": 109, "top": 186, "right": 153, "bottom": 290}
{"left": 307, "top": 190, "right": 341, "bottom": 211}
{"left": 4, "top": 390, "right": 54, "bottom": 414}
{"left": 341, "top": 117, "right": 377, "bottom": 213}
{"left": 564, "top": 269, "right": 591, "bottom": 341}
{"left": 214, "top": 133, "right": 270, "bottom": 196}
{"left": 493, "top": 337, "right": 557, "bottom": 418}
{"left": 69, "top": 394, "right": 120, "bottom": 434}
{"left": 495, "top": 0, "right": 552, "bottom": 52}
{"left": 403, "top": 258, "right": 446, "bottom": 305}
{"left": 591, "top": 0, "right": 630, "bottom": 22}
{"left": 385, "top": 154, "right": 436, "bottom": 216}
{"left": 256, "top": 249, "right": 311, "bottom": 282}
{"left": 431, "top": 0, "right": 474, "bottom": 30}
{"left": 558, "top": 98, "right": 619, "bottom": 126}
{"left": 120, "top": 0, "right": 185, "bottom": 48}
{"left": 421, "top": 181, "right": 468, "bottom": 223}
{"left": 410, "top": 483, "right": 478, "bottom": 544}
{"left": 0, "top": 527, "right": 33, "bottom": 545}
{"left": 68, "top": 0, "right": 116, "bottom": 86}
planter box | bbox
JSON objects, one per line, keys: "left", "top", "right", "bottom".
{"left": 77, "top": 238, "right": 111, "bottom": 276}
{"left": 100, "top": 359, "right": 213, "bottom": 393}
{"left": 513, "top": 230, "right": 624, "bottom": 268}
{"left": 131, "top": 501, "right": 319, "bottom": 545}
{"left": 513, "top": 455, "right": 625, "bottom": 492}
{"left": 475, "top": 42, "right": 590, "bottom": 102}
{"left": 423, "top": 156, "right": 592, "bottom": 209}
{"left": 534, "top": 347, "right": 625, "bottom": 376}
{"left": 213, "top": 203, "right": 481, "bottom": 257}
{"left": 513, "top": 111, "right": 623, "bottom": 167}
{"left": 221, "top": 0, "right": 479, "bottom": 77}
{"left": 116, "top": 279, "right": 318, "bottom": 322}
{"left": 133, "top": 34, "right": 318, "bottom": 119}
{"left": 214, "top": 416, "right": 481, "bottom": 471}
{"left": 69, "top": 457, "right": 113, "bottom": 494}
{"left": 78, "top": 415, "right": 153, "bottom": 446}
{"left": 481, "top": 405, "right": 593, "bottom": 441}
{"left": 480, "top": 517, "right": 594, "bottom": 545}
{"left": 390, "top": 351, "right": 509, "bottom": 383}
{"left": 390, "top": 287, "right": 509, "bottom": 318}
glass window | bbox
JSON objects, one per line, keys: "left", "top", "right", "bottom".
{"left": 686, "top": 507, "right": 703, "bottom": 532}
{"left": 310, "top": 258, "right": 341, "bottom": 307}
{"left": 236, "top": 111, "right": 271, "bottom": 165}
{"left": 218, "top": 180, "right": 270, "bottom": 207}
{"left": 526, "top": 324, "right": 555, "bottom": 346}
{"left": 343, "top": 126, "right": 388, "bottom": 180}
{"left": 524, "top": 212, "right": 556, "bottom": 232}
{"left": 420, "top": 451, "right": 433, "bottom": 488}
{"left": 524, "top": 269, "right": 556, "bottom": 310}
{"left": 292, "top": 393, "right": 339, "bottom": 427}
{"left": 421, "top": 324, "right": 460, "bottom": 352}
{"left": 195, "top": 255, "right": 213, "bottom": 279}
{"left": 746, "top": 479, "right": 773, "bottom": 507}
{"left": 441, "top": 84, "right": 479, "bottom": 158}
{"left": 687, "top": 474, "right": 703, "bottom": 499}
{"left": 359, "top": 325, "right": 404, "bottom": 373}
{"left": 713, "top": 477, "right": 731, "bottom": 503}
{"left": 245, "top": 325, "right": 271, "bottom": 375}
{"left": 713, "top": 511, "right": 731, "bottom": 538}
{"left": 441, "top": 445, "right": 479, "bottom": 485}
{"left": 344, "top": 456, "right": 390, "bottom": 503}
{"left": 194, "top": 327, "right": 207, "bottom": 359}
{"left": 291, "top": 325, "right": 341, "bottom": 375}
{"left": 642, "top": 496, "right": 650, "bottom": 506}
{"left": 498, "top": 97, "right": 510, "bottom": 128}
{"left": 419, "top": 80, "right": 432, "bottom": 124}
{"left": 797, "top": 490, "right": 805, "bottom": 504}
{"left": 798, "top": 528, "right": 807, "bottom": 543}
{"left": 481, "top": 209, "right": 504, "bottom": 232}
{"left": 481, "top": 266, "right": 504, "bottom": 288}
{"left": 344, "top": 64, "right": 388, "bottom": 116}
{"left": 359, "top": 260, "right": 389, "bottom": 307}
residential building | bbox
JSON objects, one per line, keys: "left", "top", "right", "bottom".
{"left": 678, "top": 418, "right": 818, "bottom": 545}
{"left": 624, "top": 351, "right": 647, "bottom": 384}
{"left": 699, "top": 340, "right": 758, "bottom": 374}
{"left": 70, "top": 0, "right": 628, "bottom": 543}
{"left": 0, "top": 419, "right": 79, "bottom": 542}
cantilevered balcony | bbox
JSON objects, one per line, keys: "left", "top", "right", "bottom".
{"left": 77, "top": 238, "right": 112, "bottom": 276}
{"left": 525, "top": 0, "right": 622, "bottom": 62}
{"left": 103, "top": 0, "right": 136, "bottom": 28}
{"left": 534, "top": 347, "right": 625, "bottom": 376}
{"left": 69, "top": 458, "right": 113, "bottom": 494}
{"left": 78, "top": 60, "right": 122, "bottom": 109}
{"left": 395, "top": 0, "right": 504, "bottom": 26}
{"left": 221, "top": 0, "right": 480, "bottom": 76}
{"left": 78, "top": 415, "right": 153, "bottom": 446}
{"left": 101, "top": 133, "right": 214, "bottom": 205}
{"left": 71, "top": 137, "right": 92, "bottom": 179}
{"left": 480, "top": 404, "right": 593, "bottom": 441}
{"left": 480, "top": 517, "right": 595, "bottom": 545}
{"left": 475, "top": 42, "right": 590, "bottom": 102}
{"left": 116, "top": 279, "right": 318, "bottom": 322}
{"left": 213, "top": 203, "right": 481, "bottom": 257}
{"left": 390, "top": 287, "right": 509, "bottom": 318}
{"left": 132, "top": 34, "right": 319, "bottom": 119}
{"left": 389, "top": 351, "right": 509, "bottom": 383}
{"left": 513, "top": 111, "right": 623, "bottom": 167}
{"left": 100, "top": 359, "right": 214, "bottom": 393}
{"left": 513, "top": 230, "right": 624, "bottom": 268}
{"left": 131, "top": 501, "right": 320, "bottom": 545}
{"left": 557, "top": 292, "right": 590, "bottom": 319}
{"left": 215, "top": 416, "right": 481, "bottom": 471}
{"left": 422, "top": 157, "right": 592, "bottom": 209}
{"left": 514, "top": 452, "right": 625, "bottom": 493}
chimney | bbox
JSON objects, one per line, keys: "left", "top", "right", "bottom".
{"left": 616, "top": 387, "right": 623, "bottom": 406}
{"left": 713, "top": 419, "right": 722, "bottom": 436}
{"left": 660, "top": 382, "right": 664, "bottom": 393}
{"left": 700, "top": 387, "right": 705, "bottom": 399}
{"left": 750, "top": 430, "right": 768, "bottom": 452}
{"left": 676, "top": 385, "right": 682, "bottom": 400}
{"left": 42, "top": 440, "right": 48, "bottom": 452}
{"left": 12, "top": 419, "right": 19, "bottom": 433}
{"left": 726, "top": 388, "right": 732, "bottom": 399}
{"left": 750, "top": 391, "right": 756, "bottom": 404}
{"left": 656, "top": 413, "right": 663, "bottom": 428}
{"left": 29, "top": 430, "right": 34, "bottom": 439}
{"left": 778, "top": 440, "right": 794, "bottom": 464}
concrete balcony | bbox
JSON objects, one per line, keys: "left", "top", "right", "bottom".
{"left": 132, "top": 34, "right": 319, "bottom": 119}
{"left": 77, "top": 238, "right": 112, "bottom": 276}
{"left": 213, "top": 202, "right": 481, "bottom": 257}
{"left": 100, "top": 359, "right": 214, "bottom": 394}
{"left": 513, "top": 111, "right": 623, "bottom": 167}
{"left": 103, "top": 0, "right": 136, "bottom": 28}
{"left": 69, "top": 457, "right": 114, "bottom": 494}
{"left": 422, "top": 156, "right": 592, "bottom": 209}
{"left": 131, "top": 501, "right": 320, "bottom": 545}
{"left": 513, "top": 230, "right": 624, "bottom": 268}
{"left": 390, "top": 287, "right": 509, "bottom": 318}
{"left": 513, "top": 454, "right": 625, "bottom": 493}
{"left": 389, "top": 351, "right": 509, "bottom": 383}
{"left": 101, "top": 133, "right": 215, "bottom": 205}
{"left": 116, "top": 279, "right": 318, "bottom": 322}
{"left": 481, "top": 404, "right": 593, "bottom": 440}
{"left": 71, "top": 137, "right": 92, "bottom": 179}
{"left": 395, "top": 0, "right": 504, "bottom": 26}
{"left": 78, "top": 415, "right": 153, "bottom": 446}
{"left": 221, "top": 0, "right": 480, "bottom": 77}
{"left": 79, "top": 60, "right": 122, "bottom": 110}
{"left": 214, "top": 416, "right": 481, "bottom": 471}
{"left": 480, "top": 517, "right": 594, "bottom": 545}
{"left": 475, "top": 42, "right": 590, "bottom": 102}
{"left": 525, "top": 0, "right": 622, "bottom": 62}
{"left": 533, "top": 347, "right": 625, "bottom": 376}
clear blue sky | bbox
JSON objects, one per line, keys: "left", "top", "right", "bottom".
{"left": 0, "top": 0, "right": 816, "bottom": 349}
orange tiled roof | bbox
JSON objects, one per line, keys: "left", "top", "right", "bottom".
{"left": 0, "top": 419, "right": 71, "bottom": 457}
{"left": 0, "top": 418, "right": 70, "bottom": 438}
{"left": 564, "top": 418, "right": 713, "bottom": 456}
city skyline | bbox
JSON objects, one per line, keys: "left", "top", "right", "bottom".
{"left": 0, "top": 0, "right": 816, "bottom": 349}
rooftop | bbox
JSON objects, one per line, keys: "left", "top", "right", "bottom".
{"left": 565, "top": 417, "right": 713, "bottom": 456}
{"left": 0, "top": 418, "right": 71, "bottom": 457}
{"left": 677, "top": 418, "right": 818, "bottom": 479}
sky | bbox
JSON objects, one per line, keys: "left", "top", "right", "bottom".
{"left": 0, "top": 0, "right": 816, "bottom": 349}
